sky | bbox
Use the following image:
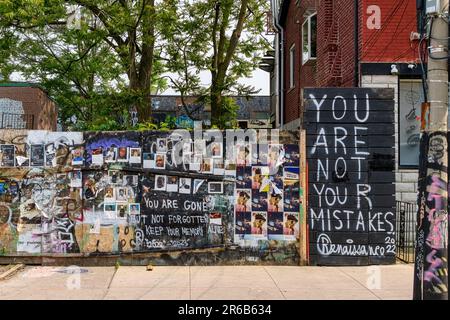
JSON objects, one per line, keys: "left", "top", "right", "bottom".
{"left": 10, "top": 68, "right": 271, "bottom": 96}
{"left": 160, "top": 69, "right": 271, "bottom": 96}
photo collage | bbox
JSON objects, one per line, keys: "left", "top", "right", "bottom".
{"left": 88, "top": 146, "right": 142, "bottom": 167}
{"left": 83, "top": 170, "right": 140, "bottom": 224}
{"left": 140, "top": 135, "right": 227, "bottom": 196}
{"left": 234, "top": 144, "right": 300, "bottom": 242}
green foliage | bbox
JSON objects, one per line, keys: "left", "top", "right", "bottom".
{"left": 160, "top": 0, "right": 270, "bottom": 128}
{"left": 0, "top": 0, "right": 167, "bottom": 127}
{"left": 0, "top": 0, "right": 269, "bottom": 130}
{"left": 136, "top": 121, "right": 159, "bottom": 132}
{"left": 160, "top": 115, "right": 177, "bottom": 130}
{"left": 135, "top": 115, "right": 177, "bottom": 132}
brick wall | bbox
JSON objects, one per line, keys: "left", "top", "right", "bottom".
{"left": 0, "top": 86, "right": 57, "bottom": 131}
{"left": 282, "top": 0, "right": 318, "bottom": 127}
{"left": 280, "top": 0, "right": 419, "bottom": 127}
{"left": 282, "top": 0, "right": 357, "bottom": 127}
{"left": 360, "top": 0, "right": 418, "bottom": 63}
{"left": 316, "top": 0, "right": 356, "bottom": 87}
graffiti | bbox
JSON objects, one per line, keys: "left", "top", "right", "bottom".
{"left": 414, "top": 132, "right": 448, "bottom": 300}
{"left": 0, "top": 128, "right": 302, "bottom": 266}
{"left": 305, "top": 88, "right": 396, "bottom": 266}
{"left": 0, "top": 99, "right": 26, "bottom": 129}
{"left": 428, "top": 136, "right": 445, "bottom": 163}
{"left": 424, "top": 250, "right": 448, "bottom": 294}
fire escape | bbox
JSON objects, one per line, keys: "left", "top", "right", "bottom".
{"left": 322, "top": 0, "right": 343, "bottom": 86}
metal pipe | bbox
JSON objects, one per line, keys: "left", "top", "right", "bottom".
{"left": 271, "top": 0, "right": 285, "bottom": 128}
{"left": 354, "top": 0, "right": 360, "bottom": 87}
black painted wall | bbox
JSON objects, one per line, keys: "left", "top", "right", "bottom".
{"left": 305, "top": 88, "right": 396, "bottom": 266}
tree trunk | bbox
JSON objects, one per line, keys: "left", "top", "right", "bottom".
{"left": 131, "top": 0, "right": 155, "bottom": 123}
{"left": 210, "top": 83, "right": 222, "bottom": 127}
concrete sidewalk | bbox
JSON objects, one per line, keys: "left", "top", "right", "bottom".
{"left": 0, "top": 264, "right": 413, "bottom": 300}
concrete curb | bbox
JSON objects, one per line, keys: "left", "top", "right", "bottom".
{"left": 0, "top": 264, "right": 25, "bottom": 281}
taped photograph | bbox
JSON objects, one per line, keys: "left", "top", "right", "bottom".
{"left": 105, "top": 147, "right": 117, "bottom": 163}
{"left": 104, "top": 203, "right": 117, "bottom": 216}
{"left": 0, "top": 144, "right": 15, "bottom": 167}
{"left": 224, "top": 160, "right": 237, "bottom": 177}
{"left": 117, "top": 147, "right": 129, "bottom": 162}
{"left": 157, "top": 138, "right": 167, "bottom": 152}
{"left": 155, "top": 153, "right": 166, "bottom": 169}
{"left": 284, "top": 144, "right": 300, "bottom": 167}
{"left": 201, "top": 158, "right": 213, "bottom": 174}
{"left": 251, "top": 212, "right": 267, "bottom": 238}
{"left": 108, "top": 170, "right": 123, "bottom": 185}
{"left": 208, "top": 182, "right": 223, "bottom": 194}
{"left": 71, "top": 146, "right": 84, "bottom": 166}
{"left": 30, "top": 144, "right": 45, "bottom": 167}
{"left": 117, "top": 203, "right": 129, "bottom": 218}
{"left": 167, "top": 176, "right": 179, "bottom": 192}
{"left": 143, "top": 153, "right": 154, "bottom": 169}
{"left": 189, "top": 154, "right": 202, "bottom": 171}
{"left": 129, "top": 203, "right": 140, "bottom": 215}
{"left": 236, "top": 145, "right": 251, "bottom": 166}
{"left": 91, "top": 147, "right": 104, "bottom": 165}
{"left": 268, "top": 192, "right": 283, "bottom": 212}
{"left": 179, "top": 177, "right": 191, "bottom": 194}
{"left": 236, "top": 166, "right": 252, "bottom": 189}
{"left": 193, "top": 179, "right": 205, "bottom": 194}
{"left": 267, "top": 212, "right": 284, "bottom": 239}
{"left": 213, "top": 160, "right": 225, "bottom": 175}
{"left": 154, "top": 175, "right": 167, "bottom": 191}
{"left": 69, "top": 170, "right": 83, "bottom": 188}
{"left": 283, "top": 213, "right": 299, "bottom": 239}
{"left": 252, "top": 166, "right": 269, "bottom": 190}
{"left": 116, "top": 187, "right": 128, "bottom": 202}
{"left": 129, "top": 147, "right": 142, "bottom": 164}
{"left": 210, "top": 142, "right": 223, "bottom": 158}
{"left": 252, "top": 190, "right": 268, "bottom": 212}
{"left": 235, "top": 189, "right": 251, "bottom": 212}
{"left": 123, "top": 175, "right": 138, "bottom": 187}
{"left": 235, "top": 212, "right": 251, "bottom": 235}
{"left": 104, "top": 186, "right": 115, "bottom": 202}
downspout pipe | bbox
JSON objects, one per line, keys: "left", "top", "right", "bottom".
{"left": 272, "top": 0, "right": 285, "bottom": 128}
{"left": 354, "top": 0, "right": 360, "bottom": 87}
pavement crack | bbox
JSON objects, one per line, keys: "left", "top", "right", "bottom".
{"left": 262, "top": 266, "right": 287, "bottom": 300}
{"left": 336, "top": 267, "right": 382, "bottom": 300}
{"left": 102, "top": 266, "right": 119, "bottom": 300}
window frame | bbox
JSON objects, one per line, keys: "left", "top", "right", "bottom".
{"left": 302, "top": 12, "right": 317, "bottom": 65}
{"left": 398, "top": 77, "right": 423, "bottom": 169}
{"left": 289, "top": 44, "right": 295, "bottom": 89}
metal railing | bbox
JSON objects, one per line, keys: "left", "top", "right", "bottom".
{"left": 395, "top": 201, "right": 417, "bottom": 263}
{"left": 0, "top": 112, "right": 35, "bottom": 129}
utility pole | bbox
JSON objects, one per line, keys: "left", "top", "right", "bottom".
{"left": 414, "top": 0, "right": 449, "bottom": 300}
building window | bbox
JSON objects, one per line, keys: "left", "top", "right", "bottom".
{"left": 399, "top": 79, "right": 423, "bottom": 168}
{"left": 289, "top": 44, "right": 295, "bottom": 89}
{"left": 302, "top": 12, "right": 317, "bottom": 65}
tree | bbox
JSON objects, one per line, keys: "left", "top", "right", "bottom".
{"left": 161, "top": 0, "right": 270, "bottom": 128}
{"left": 0, "top": 0, "right": 168, "bottom": 128}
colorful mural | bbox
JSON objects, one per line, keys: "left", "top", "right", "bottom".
{"left": 0, "top": 129, "right": 302, "bottom": 265}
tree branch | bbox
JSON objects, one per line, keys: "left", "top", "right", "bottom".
{"left": 217, "top": 0, "right": 250, "bottom": 84}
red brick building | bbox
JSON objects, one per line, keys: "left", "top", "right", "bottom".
{"left": 270, "top": 0, "right": 419, "bottom": 129}
{"left": 268, "top": 0, "right": 422, "bottom": 202}
{"left": 0, "top": 82, "right": 58, "bottom": 131}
